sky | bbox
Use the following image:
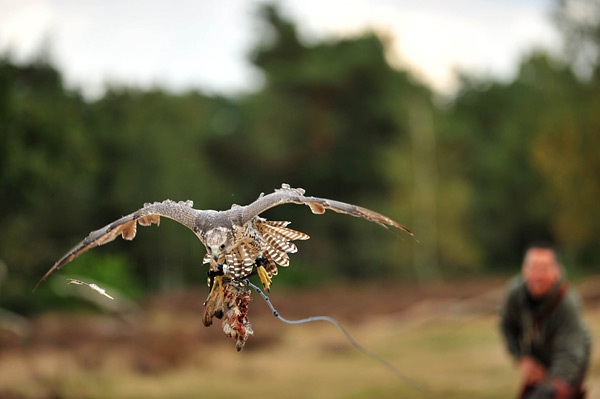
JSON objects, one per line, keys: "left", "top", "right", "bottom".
{"left": 0, "top": 0, "right": 560, "bottom": 98}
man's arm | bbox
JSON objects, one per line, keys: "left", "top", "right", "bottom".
{"left": 499, "top": 280, "right": 524, "bottom": 359}
{"left": 526, "top": 292, "right": 591, "bottom": 399}
{"left": 547, "top": 294, "right": 590, "bottom": 384}
{"left": 500, "top": 280, "right": 550, "bottom": 387}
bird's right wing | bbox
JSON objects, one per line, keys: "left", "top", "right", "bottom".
{"left": 35, "top": 200, "right": 200, "bottom": 290}
{"left": 241, "top": 184, "right": 413, "bottom": 236}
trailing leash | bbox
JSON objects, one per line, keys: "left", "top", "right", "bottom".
{"left": 242, "top": 279, "right": 427, "bottom": 395}
{"left": 63, "top": 275, "right": 427, "bottom": 395}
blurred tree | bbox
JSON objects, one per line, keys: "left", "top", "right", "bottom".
{"left": 442, "top": 49, "right": 600, "bottom": 270}
{"left": 554, "top": 0, "right": 600, "bottom": 82}
{"left": 205, "top": 4, "right": 427, "bottom": 280}
{"left": 87, "top": 88, "right": 239, "bottom": 290}
{"left": 0, "top": 57, "right": 98, "bottom": 311}
{"left": 442, "top": 68, "right": 554, "bottom": 269}
{"left": 524, "top": 56, "right": 600, "bottom": 266}
{"left": 546, "top": 0, "right": 600, "bottom": 265}
{"left": 433, "top": 1, "right": 600, "bottom": 270}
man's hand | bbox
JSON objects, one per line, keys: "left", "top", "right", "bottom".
{"left": 519, "top": 356, "right": 547, "bottom": 385}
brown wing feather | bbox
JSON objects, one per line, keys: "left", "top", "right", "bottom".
{"left": 241, "top": 184, "right": 413, "bottom": 236}
{"left": 35, "top": 200, "right": 200, "bottom": 290}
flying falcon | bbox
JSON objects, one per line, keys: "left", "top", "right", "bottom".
{"left": 37, "top": 184, "right": 413, "bottom": 349}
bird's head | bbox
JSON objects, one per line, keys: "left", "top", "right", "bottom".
{"left": 204, "top": 227, "right": 234, "bottom": 264}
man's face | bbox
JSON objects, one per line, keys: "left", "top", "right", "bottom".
{"left": 522, "top": 248, "right": 561, "bottom": 299}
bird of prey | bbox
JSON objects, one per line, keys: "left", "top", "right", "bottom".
{"left": 37, "top": 184, "right": 412, "bottom": 348}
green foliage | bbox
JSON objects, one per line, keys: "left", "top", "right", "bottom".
{"left": 442, "top": 49, "right": 600, "bottom": 269}
{"left": 59, "top": 253, "right": 143, "bottom": 299}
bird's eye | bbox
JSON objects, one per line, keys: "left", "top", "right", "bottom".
{"left": 207, "top": 246, "right": 212, "bottom": 252}
{"left": 220, "top": 244, "right": 225, "bottom": 250}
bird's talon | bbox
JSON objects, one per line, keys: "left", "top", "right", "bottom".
{"left": 208, "top": 274, "right": 230, "bottom": 304}
{"left": 257, "top": 265, "right": 272, "bottom": 292}
{"left": 209, "top": 274, "right": 230, "bottom": 296}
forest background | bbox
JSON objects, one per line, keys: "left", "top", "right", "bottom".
{"left": 1, "top": 0, "right": 599, "bottom": 313}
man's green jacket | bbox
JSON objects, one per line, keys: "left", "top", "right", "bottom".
{"left": 500, "top": 277, "right": 591, "bottom": 385}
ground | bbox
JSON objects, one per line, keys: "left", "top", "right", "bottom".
{"left": 1, "top": 277, "right": 599, "bottom": 399}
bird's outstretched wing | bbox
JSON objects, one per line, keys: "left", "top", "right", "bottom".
{"left": 35, "top": 200, "right": 200, "bottom": 290}
{"left": 241, "top": 184, "right": 413, "bottom": 236}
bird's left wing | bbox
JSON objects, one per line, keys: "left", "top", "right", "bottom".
{"left": 35, "top": 200, "right": 201, "bottom": 290}
{"left": 241, "top": 184, "right": 413, "bottom": 236}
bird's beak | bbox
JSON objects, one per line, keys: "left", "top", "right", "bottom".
{"left": 212, "top": 252, "right": 221, "bottom": 262}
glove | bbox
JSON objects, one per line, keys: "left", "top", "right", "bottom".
{"left": 549, "top": 376, "right": 572, "bottom": 399}
{"left": 526, "top": 381, "right": 555, "bottom": 399}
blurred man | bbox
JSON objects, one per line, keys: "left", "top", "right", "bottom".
{"left": 500, "top": 243, "right": 591, "bottom": 399}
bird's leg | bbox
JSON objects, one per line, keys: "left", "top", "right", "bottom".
{"left": 256, "top": 266, "right": 271, "bottom": 291}
{"left": 209, "top": 273, "right": 226, "bottom": 298}
{"left": 255, "top": 257, "right": 272, "bottom": 292}
{"left": 203, "top": 265, "right": 231, "bottom": 326}
{"left": 204, "top": 267, "right": 221, "bottom": 305}
{"left": 204, "top": 266, "right": 231, "bottom": 302}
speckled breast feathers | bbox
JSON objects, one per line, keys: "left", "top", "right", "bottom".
{"left": 202, "top": 217, "right": 310, "bottom": 280}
